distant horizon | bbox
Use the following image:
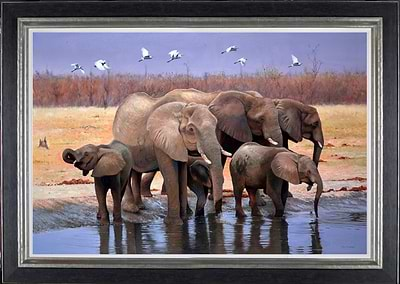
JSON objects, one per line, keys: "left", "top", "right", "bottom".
{"left": 33, "top": 32, "right": 367, "bottom": 76}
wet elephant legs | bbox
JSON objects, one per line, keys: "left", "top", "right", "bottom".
{"left": 155, "top": 147, "right": 187, "bottom": 225}
{"left": 95, "top": 182, "right": 109, "bottom": 225}
{"left": 122, "top": 171, "right": 142, "bottom": 213}
{"left": 247, "top": 188, "right": 262, "bottom": 216}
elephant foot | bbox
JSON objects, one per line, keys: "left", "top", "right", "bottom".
{"left": 195, "top": 208, "right": 205, "bottom": 217}
{"left": 99, "top": 217, "right": 110, "bottom": 225}
{"left": 113, "top": 216, "right": 123, "bottom": 225}
{"left": 251, "top": 207, "right": 262, "bottom": 217}
{"left": 122, "top": 201, "right": 140, "bottom": 213}
{"left": 274, "top": 209, "right": 284, "bottom": 217}
{"left": 164, "top": 216, "right": 183, "bottom": 226}
{"left": 287, "top": 191, "right": 293, "bottom": 198}
{"left": 235, "top": 208, "right": 247, "bottom": 218}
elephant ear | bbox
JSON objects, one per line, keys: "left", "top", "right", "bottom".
{"left": 275, "top": 99, "right": 302, "bottom": 142}
{"left": 147, "top": 102, "right": 188, "bottom": 162}
{"left": 209, "top": 92, "right": 252, "bottom": 142}
{"left": 271, "top": 152, "right": 300, "bottom": 185}
{"left": 92, "top": 148, "right": 126, "bottom": 177}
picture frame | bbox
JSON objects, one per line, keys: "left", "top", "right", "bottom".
{"left": 1, "top": 1, "right": 398, "bottom": 283}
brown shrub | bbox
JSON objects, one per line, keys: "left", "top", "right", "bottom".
{"left": 33, "top": 70, "right": 366, "bottom": 107}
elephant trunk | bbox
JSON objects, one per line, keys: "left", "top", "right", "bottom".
{"left": 313, "top": 174, "right": 324, "bottom": 218}
{"left": 262, "top": 125, "right": 283, "bottom": 147}
{"left": 312, "top": 127, "right": 324, "bottom": 166}
{"left": 62, "top": 148, "right": 77, "bottom": 164}
{"left": 196, "top": 136, "right": 224, "bottom": 214}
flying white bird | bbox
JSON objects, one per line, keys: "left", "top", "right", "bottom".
{"left": 234, "top": 57, "right": 247, "bottom": 66}
{"left": 138, "top": 48, "right": 152, "bottom": 62}
{"left": 71, "top": 63, "right": 85, "bottom": 74}
{"left": 288, "top": 54, "right": 302, "bottom": 67}
{"left": 221, "top": 45, "right": 238, "bottom": 54}
{"left": 94, "top": 59, "right": 111, "bottom": 71}
{"left": 167, "top": 50, "right": 182, "bottom": 63}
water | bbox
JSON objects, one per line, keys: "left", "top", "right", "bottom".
{"left": 33, "top": 208, "right": 366, "bottom": 255}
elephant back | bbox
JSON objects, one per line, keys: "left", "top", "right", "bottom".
{"left": 112, "top": 92, "right": 155, "bottom": 147}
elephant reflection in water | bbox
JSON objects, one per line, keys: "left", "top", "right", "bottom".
{"left": 96, "top": 218, "right": 321, "bottom": 254}
{"left": 233, "top": 218, "right": 323, "bottom": 254}
{"left": 233, "top": 218, "right": 289, "bottom": 254}
{"left": 165, "top": 217, "right": 226, "bottom": 254}
{"left": 310, "top": 220, "right": 322, "bottom": 254}
{"left": 97, "top": 224, "right": 124, "bottom": 254}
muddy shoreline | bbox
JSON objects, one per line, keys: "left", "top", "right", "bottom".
{"left": 33, "top": 181, "right": 366, "bottom": 234}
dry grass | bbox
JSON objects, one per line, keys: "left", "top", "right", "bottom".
{"left": 33, "top": 105, "right": 366, "bottom": 185}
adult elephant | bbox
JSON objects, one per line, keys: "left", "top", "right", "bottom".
{"left": 272, "top": 98, "right": 324, "bottom": 206}
{"left": 113, "top": 95, "right": 229, "bottom": 225}
{"left": 138, "top": 89, "right": 284, "bottom": 199}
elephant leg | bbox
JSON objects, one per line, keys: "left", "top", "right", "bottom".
{"left": 155, "top": 147, "right": 183, "bottom": 225}
{"left": 179, "top": 161, "right": 188, "bottom": 221}
{"left": 122, "top": 170, "right": 141, "bottom": 213}
{"left": 233, "top": 177, "right": 246, "bottom": 218}
{"left": 161, "top": 182, "right": 167, "bottom": 195}
{"left": 266, "top": 176, "right": 284, "bottom": 217}
{"left": 141, "top": 172, "right": 156, "bottom": 197}
{"left": 95, "top": 180, "right": 110, "bottom": 225}
{"left": 248, "top": 188, "right": 262, "bottom": 217}
{"left": 110, "top": 178, "right": 122, "bottom": 224}
{"left": 132, "top": 171, "right": 145, "bottom": 209}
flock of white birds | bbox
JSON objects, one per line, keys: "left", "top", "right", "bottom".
{"left": 70, "top": 45, "right": 302, "bottom": 74}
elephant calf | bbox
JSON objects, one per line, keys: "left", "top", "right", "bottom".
{"left": 62, "top": 140, "right": 135, "bottom": 225}
{"left": 230, "top": 142, "right": 323, "bottom": 218}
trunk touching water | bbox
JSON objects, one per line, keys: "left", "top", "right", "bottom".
{"left": 196, "top": 134, "right": 225, "bottom": 214}
{"left": 313, "top": 174, "right": 324, "bottom": 218}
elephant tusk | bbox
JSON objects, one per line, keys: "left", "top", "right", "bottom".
{"left": 200, "top": 153, "right": 212, "bottom": 165}
{"left": 267, "top": 138, "right": 279, "bottom": 146}
{"left": 221, "top": 148, "right": 232, "bottom": 157}
{"left": 318, "top": 141, "right": 323, "bottom": 148}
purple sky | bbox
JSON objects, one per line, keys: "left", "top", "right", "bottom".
{"left": 33, "top": 32, "right": 367, "bottom": 76}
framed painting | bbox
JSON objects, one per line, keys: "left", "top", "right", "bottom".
{"left": 1, "top": 1, "right": 398, "bottom": 283}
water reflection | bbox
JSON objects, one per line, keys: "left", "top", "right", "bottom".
{"left": 95, "top": 215, "right": 323, "bottom": 254}
{"left": 33, "top": 210, "right": 367, "bottom": 254}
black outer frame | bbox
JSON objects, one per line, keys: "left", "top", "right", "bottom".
{"left": 1, "top": 1, "right": 398, "bottom": 284}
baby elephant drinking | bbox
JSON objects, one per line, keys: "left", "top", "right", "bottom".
{"left": 62, "top": 140, "right": 135, "bottom": 225}
{"left": 230, "top": 142, "right": 323, "bottom": 218}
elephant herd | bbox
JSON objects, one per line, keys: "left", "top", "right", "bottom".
{"left": 63, "top": 88, "right": 324, "bottom": 225}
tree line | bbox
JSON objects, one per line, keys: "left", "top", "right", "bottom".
{"left": 33, "top": 69, "right": 366, "bottom": 107}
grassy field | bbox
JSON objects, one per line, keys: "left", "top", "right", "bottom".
{"left": 33, "top": 105, "right": 367, "bottom": 186}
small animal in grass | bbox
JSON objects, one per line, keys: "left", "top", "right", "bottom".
{"left": 62, "top": 140, "right": 136, "bottom": 225}
{"left": 38, "top": 137, "right": 49, "bottom": 149}
{"left": 230, "top": 142, "right": 323, "bottom": 218}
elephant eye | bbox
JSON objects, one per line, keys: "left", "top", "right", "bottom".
{"left": 84, "top": 152, "right": 89, "bottom": 157}
{"left": 312, "top": 121, "right": 319, "bottom": 128}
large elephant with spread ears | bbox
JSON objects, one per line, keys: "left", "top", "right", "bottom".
{"left": 138, "top": 89, "right": 284, "bottom": 198}
{"left": 113, "top": 93, "right": 229, "bottom": 225}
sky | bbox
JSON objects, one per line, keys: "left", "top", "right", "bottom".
{"left": 33, "top": 32, "right": 367, "bottom": 76}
